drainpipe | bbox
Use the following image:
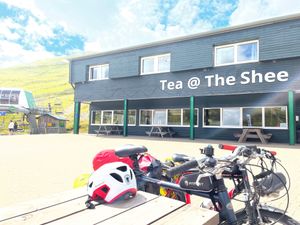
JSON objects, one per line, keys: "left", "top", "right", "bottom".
{"left": 288, "top": 91, "right": 296, "bottom": 145}
{"left": 73, "top": 102, "right": 81, "bottom": 134}
{"left": 190, "top": 96, "right": 195, "bottom": 140}
{"left": 123, "top": 98, "right": 128, "bottom": 137}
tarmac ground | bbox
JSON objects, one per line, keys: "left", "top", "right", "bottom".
{"left": 0, "top": 134, "right": 299, "bottom": 221}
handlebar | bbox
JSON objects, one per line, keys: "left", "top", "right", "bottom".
{"left": 166, "top": 144, "right": 278, "bottom": 177}
{"left": 167, "top": 160, "right": 199, "bottom": 177}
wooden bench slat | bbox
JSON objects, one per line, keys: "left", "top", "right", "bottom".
{"left": 99, "top": 196, "right": 186, "bottom": 225}
{"left": 47, "top": 192, "right": 159, "bottom": 225}
{"left": 0, "top": 188, "right": 87, "bottom": 224}
{"left": 152, "top": 204, "right": 219, "bottom": 225}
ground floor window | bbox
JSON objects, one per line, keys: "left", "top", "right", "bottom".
{"left": 203, "top": 106, "right": 287, "bottom": 129}
{"left": 91, "top": 110, "right": 136, "bottom": 125}
{"left": 140, "top": 108, "right": 198, "bottom": 127}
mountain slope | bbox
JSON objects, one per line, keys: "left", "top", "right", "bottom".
{"left": 0, "top": 58, "right": 89, "bottom": 132}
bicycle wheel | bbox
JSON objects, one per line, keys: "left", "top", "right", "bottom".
{"left": 234, "top": 209, "right": 300, "bottom": 225}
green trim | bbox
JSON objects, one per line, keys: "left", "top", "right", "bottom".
{"left": 190, "top": 96, "right": 195, "bottom": 140}
{"left": 24, "top": 91, "right": 36, "bottom": 109}
{"left": 123, "top": 99, "right": 128, "bottom": 137}
{"left": 73, "top": 102, "right": 81, "bottom": 134}
{"left": 288, "top": 91, "right": 296, "bottom": 145}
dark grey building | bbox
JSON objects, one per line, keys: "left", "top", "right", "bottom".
{"left": 69, "top": 13, "right": 300, "bottom": 144}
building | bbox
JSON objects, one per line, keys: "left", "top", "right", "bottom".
{"left": 69, "top": 14, "right": 300, "bottom": 144}
{"left": 37, "top": 113, "right": 67, "bottom": 134}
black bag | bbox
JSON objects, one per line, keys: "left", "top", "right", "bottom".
{"left": 179, "top": 173, "right": 214, "bottom": 192}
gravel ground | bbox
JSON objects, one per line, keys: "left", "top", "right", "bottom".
{"left": 0, "top": 134, "right": 299, "bottom": 221}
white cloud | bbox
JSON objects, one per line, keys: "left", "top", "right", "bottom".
{"left": 0, "top": 18, "right": 21, "bottom": 40}
{"left": 0, "top": 40, "right": 54, "bottom": 68}
{"left": 230, "top": 0, "right": 300, "bottom": 25}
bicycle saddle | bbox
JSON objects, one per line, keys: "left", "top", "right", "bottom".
{"left": 172, "top": 153, "right": 190, "bottom": 163}
{"left": 115, "top": 145, "right": 148, "bottom": 157}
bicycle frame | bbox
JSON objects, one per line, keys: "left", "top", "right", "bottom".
{"left": 134, "top": 168, "right": 238, "bottom": 224}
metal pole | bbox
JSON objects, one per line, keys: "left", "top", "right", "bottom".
{"left": 123, "top": 99, "right": 128, "bottom": 137}
{"left": 288, "top": 91, "right": 296, "bottom": 145}
{"left": 190, "top": 96, "right": 195, "bottom": 140}
{"left": 73, "top": 102, "right": 81, "bottom": 134}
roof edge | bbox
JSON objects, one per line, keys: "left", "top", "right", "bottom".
{"left": 68, "top": 13, "right": 300, "bottom": 62}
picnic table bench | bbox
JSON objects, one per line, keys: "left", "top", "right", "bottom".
{"left": 146, "top": 126, "right": 175, "bottom": 138}
{"left": 234, "top": 128, "right": 272, "bottom": 144}
{"left": 0, "top": 188, "right": 219, "bottom": 225}
{"left": 96, "top": 125, "right": 123, "bottom": 136}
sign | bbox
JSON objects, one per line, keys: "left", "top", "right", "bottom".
{"left": 160, "top": 70, "right": 289, "bottom": 91}
{"left": 0, "top": 111, "right": 6, "bottom": 116}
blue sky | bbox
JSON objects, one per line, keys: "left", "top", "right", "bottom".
{"left": 0, "top": 0, "right": 300, "bottom": 67}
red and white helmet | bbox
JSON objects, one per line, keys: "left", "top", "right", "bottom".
{"left": 87, "top": 162, "right": 137, "bottom": 203}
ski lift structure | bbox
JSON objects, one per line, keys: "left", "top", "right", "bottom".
{"left": 0, "top": 88, "right": 66, "bottom": 134}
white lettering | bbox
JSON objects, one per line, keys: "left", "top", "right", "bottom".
{"left": 264, "top": 72, "right": 276, "bottom": 82}
{"left": 215, "top": 74, "right": 225, "bottom": 86}
{"left": 277, "top": 71, "right": 289, "bottom": 82}
{"left": 241, "top": 72, "right": 250, "bottom": 84}
{"left": 226, "top": 76, "right": 236, "bottom": 85}
{"left": 160, "top": 80, "right": 167, "bottom": 90}
{"left": 205, "top": 75, "right": 214, "bottom": 87}
{"left": 251, "top": 70, "right": 263, "bottom": 83}
{"left": 175, "top": 81, "right": 183, "bottom": 89}
{"left": 167, "top": 81, "right": 175, "bottom": 90}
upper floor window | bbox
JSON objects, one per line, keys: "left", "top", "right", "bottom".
{"left": 215, "top": 40, "right": 258, "bottom": 66}
{"left": 89, "top": 64, "right": 109, "bottom": 81}
{"left": 141, "top": 53, "right": 170, "bottom": 75}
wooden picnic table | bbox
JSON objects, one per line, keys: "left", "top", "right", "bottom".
{"left": 96, "top": 125, "right": 123, "bottom": 136}
{"left": 145, "top": 126, "right": 175, "bottom": 138}
{"left": 234, "top": 128, "right": 272, "bottom": 144}
{"left": 0, "top": 188, "right": 219, "bottom": 225}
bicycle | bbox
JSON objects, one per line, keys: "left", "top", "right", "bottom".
{"left": 114, "top": 144, "right": 300, "bottom": 225}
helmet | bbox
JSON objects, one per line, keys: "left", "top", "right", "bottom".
{"left": 87, "top": 162, "right": 137, "bottom": 203}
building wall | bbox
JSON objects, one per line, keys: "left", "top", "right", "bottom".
{"left": 89, "top": 93, "right": 290, "bottom": 143}
{"left": 74, "top": 57, "right": 300, "bottom": 102}
{"left": 70, "top": 17, "right": 300, "bottom": 86}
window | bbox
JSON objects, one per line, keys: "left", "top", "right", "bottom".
{"left": 204, "top": 108, "right": 220, "bottom": 126}
{"left": 222, "top": 108, "right": 240, "bottom": 127}
{"left": 203, "top": 106, "right": 286, "bottom": 129}
{"left": 0, "top": 90, "right": 10, "bottom": 104}
{"left": 141, "top": 53, "right": 170, "bottom": 75}
{"left": 215, "top": 40, "right": 258, "bottom": 66}
{"left": 10, "top": 91, "right": 20, "bottom": 104}
{"left": 140, "top": 110, "right": 152, "bottom": 125}
{"left": 89, "top": 64, "right": 109, "bottom": 80}
{"left": 153, "top": 109, "right": 167, "bottom": 125}
{"left": 102, "top": 111, "right": 112, "bottom": 124}
{"left": 265, "top": 107, "right": 287, "bottom": 128}
{"left": 168, "top": 109, "right": 181, "bottom": 126}
{"left": 183, "top": 109, "right": 198, "bottom": 126}
{"left": 242, "top": 108, "right": 262, "bottom": 127}
{"left": 91, "top": 110, "right": 136, "bottom": 126}
{"left": 140, "top": 108, "right": 198, "bottom": 127}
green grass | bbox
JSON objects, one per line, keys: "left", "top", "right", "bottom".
{"left": 0, "top": 58, "right": 89, "bottom": 133}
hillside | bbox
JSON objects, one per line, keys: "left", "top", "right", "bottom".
{"left": 0, "top": 58, "right": 89, "bottom": 133}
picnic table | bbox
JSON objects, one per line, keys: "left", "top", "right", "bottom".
{"left": 96, "top": 125, "right": 123, "bottom": 136}
{"left": 234, "top": 128, "right": 272, "bottom": 144}
{"left": 0, "top": 188, "right": 219, "bottom": 225}
{"left": 145, "top": 126, "right": 175, "bottom": 138}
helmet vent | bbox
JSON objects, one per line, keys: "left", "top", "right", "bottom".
{"left": 110, "top": 173, "right": 123, "bottom": 183}
{"left": 130, "top": 169, "right": 133, "bottom": 179}
{"left": 101, "top": 186, "right": 109, "bottom": 193}
{"left": 89, "top": 182, "right": 93, "bottom": 188}
{"left": 117, "top": 166, "right": 127, "bottom": 172}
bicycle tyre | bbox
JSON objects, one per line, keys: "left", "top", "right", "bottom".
{"left": 233, "top": 209, "right": 300, "bottom": 225}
